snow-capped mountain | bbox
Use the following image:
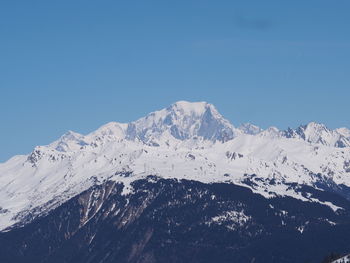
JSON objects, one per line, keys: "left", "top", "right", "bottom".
{"left": 1, "top": 101, "right": 350, "bottom": 233}
{"left": 126, "top": 101, "right": 240, "bottom": 144}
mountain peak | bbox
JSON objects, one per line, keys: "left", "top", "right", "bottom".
{"left": 49, "top": 130, "right": 87, "bottom": 152}
{"left": 126, "top": 101, "right": 238, "bottom": 143}
{"left": 304, "top": 121, "right": 328, "bottom": 131}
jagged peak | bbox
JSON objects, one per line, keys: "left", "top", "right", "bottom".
{"left": 47, "top": 130, "right": 87, "bottom": 152}
{"left": 282, "top": 122, "right": 350, "bottom": 148}
{"left": 302, "top": 122, "right": 329, "bottom": 132}
{"left": 60, "top": 130, "right": 84, "bottom": 140}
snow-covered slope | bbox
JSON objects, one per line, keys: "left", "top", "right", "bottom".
{"left": 1, "top": 101, "right": 350, "bottom": 231}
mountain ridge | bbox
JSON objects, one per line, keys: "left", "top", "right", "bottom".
{"left": 36, "top": 100, "right": 350, "bottom": 153}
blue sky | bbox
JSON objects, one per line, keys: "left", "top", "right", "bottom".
{"left": 1, "top": 0, "right": 350, "bottom": 161}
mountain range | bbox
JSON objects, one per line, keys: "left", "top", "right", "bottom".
{"left": 1, "top": 101, "right": 350, "bottom": 262}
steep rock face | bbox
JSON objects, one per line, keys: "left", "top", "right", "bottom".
{"left": 1, "top": 177, "right": 350, "bottom": 263}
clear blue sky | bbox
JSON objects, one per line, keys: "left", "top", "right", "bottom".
{"left": 1, "top": 0, "right": 350, "bottom": 161}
